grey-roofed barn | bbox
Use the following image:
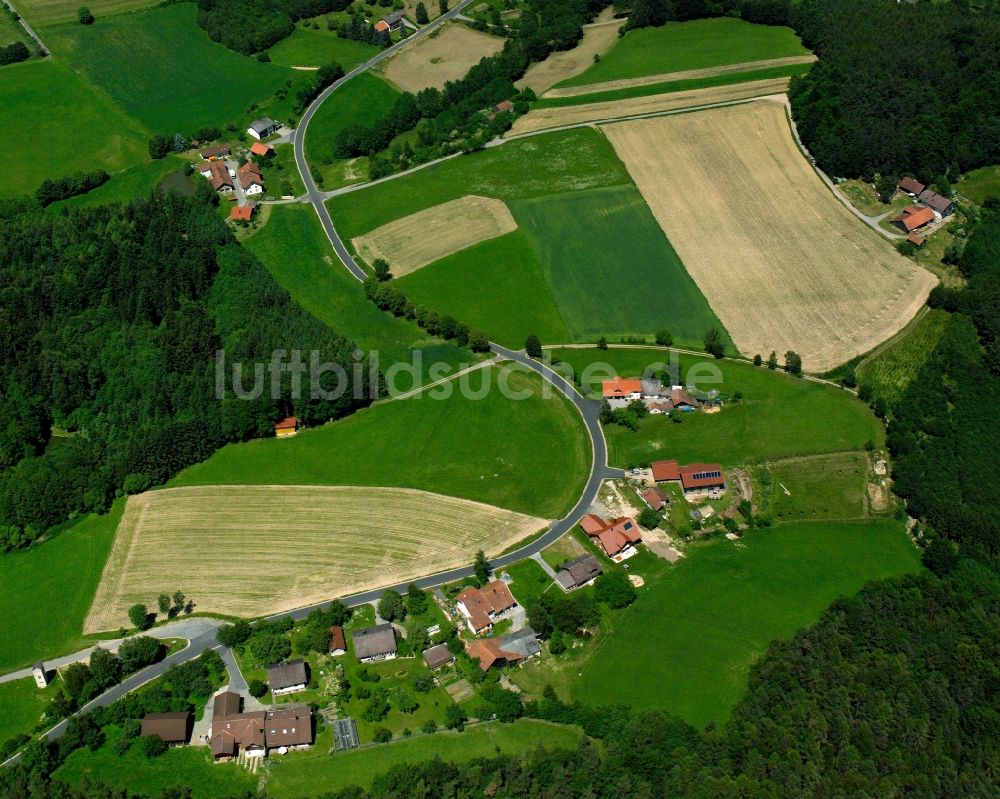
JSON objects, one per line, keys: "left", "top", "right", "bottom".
{"left": 267, "top": 659, "right": 308, "bottom": 695}
{"left": 556, "top": 554, "right": 603, "bottom": 590}
{"left": 352, "top": 623, "right": 397, "bottom": 662}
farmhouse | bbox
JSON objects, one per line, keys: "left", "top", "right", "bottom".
{"left": 642, "top": 487, "right": 669, "bottom": 511}
{"left": 199, "top": 160, "right": 234, "bottom": 193}
{"left": 199, "top": 143, "right": 230, "bottom": 159}
{"left": 329, "top": 625, "right": 346, "bottom": 656}
{"left": 671, "top": 387, "right": 699, "bottom": 411}
{"left": 455, "top": 580, "right": 518, "bottom": 634}
{"left": 422, "top": 642, "right": 455, "bottom": 670}
{"left": 352, "top": 623, "right": 397, "bottom": 662}
{"left": 230, "top": 203, "right": 256, "bottom": 222}
{"left": 918, "top": 189, "right": 955, "bottom": 217}
{"left": 467, "top": 628, "right": 541, "bottom": 671}
{"left": 647, "top": 401, "right": 671, "bottom": 414}
{"left": 579, "top": 513, "right": 641, "bottom": 561}
{"left": 210, "top": 692, "right": 266, "bottom": 760}
{"left": 892, "top": 205, "right": 935, "bottom": 233}
{"left": 238, "top": 161, "right": 265, "bottom": 195}
{"left": 679, "top": 463, "right": 726, "bottom": 495}
{"left": 556, "top": 554, "right": 603, "bottom": 591}
{"left": 602, "top": 376, "right": 643, "bottom": 401}
{"left": 32, "top": 662, "right": 48, "bottom": 689}
{"left": 249, "top": 141, "right": 274, "bottom": 157}
{"left": 897, "top": 176, "right": 925, "bottom": 196}
{"left": 141, "top": 712, "right": 190, "bottom": 745}
{"left": 265, "top": 705, "right": 313, "bottom": 753}
{"left": 247, "top": 117, "right": 279, "bottom": 140}
{"left": 274, "top": 416, "right": 298, "bottom": 437}
{"left": 267, "top": 659, "right": 307, "bottom": 695}
{"left": 374, "top": 10, "right": 404, "bottom": 32}
{"left": 494, "top": 100, "right": 514, "bottom": 113}
{"left": 650, "top": 459, "right": 681, "bottom": 483}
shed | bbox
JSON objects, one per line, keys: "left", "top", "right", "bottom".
{"left": 141, "top": 712, "right": 190, "bottom": 744}
{"left": 422, "top": 643, "right": 455, "bottom": 670}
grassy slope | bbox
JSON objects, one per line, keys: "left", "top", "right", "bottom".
{"left": 328, "top": 127, "right": 632, "bottom": 239}
{"left": 549, "top": 347, "right": 883, "bottom": 467}
{"left": 268, "top": 24, "right": 378, "bottom": 69}
{"left": 767, "top": 452, "right": 872, "bottom": 522}
{"left": 856, "top": 309, "right": 949, "bottom": 405}
{"left": 44, "top": 3, "right": 296, "bottom": 132}
{"left": 244, "top": 204, "right": 469, "bottom": 371}
{"left": 559, "top": 17, "right": 809, "bottom": 88}
{"left": 510, "top": 185, "right": 730, "bottom": 349}
{"left": 52, "top": 156, "right": 186, "bottom": 209}
{"left": 0, "top": 501, "right": 122, "bottom": 671}
{"left": 10, "top": 0, "right": 158, "bottom": 26}
{"left": 0, "top": 7, "right": 29, "bottom": 47}
{"left": 1, "top": 59, "right": 149, "bottom": 197}
{"left": 398, "top": 231, "right": 573, "bottom": 348}
{"left": 575, "top": 520, "right": 921, "bottom": 726}
{"left": 171, "top": 367, "right": 589, "bottom": 519}
{"left": 957, "top": 164, "right": 1000, "bottom": 205}
{"left": 268, "top": 721, "right": 582, "bottom": 797}
{"left": 0, "top": 676, "right": 62, "bottom": 745}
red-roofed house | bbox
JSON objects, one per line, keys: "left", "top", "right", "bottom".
{"left": 328, "top": 626, "right": 346, "bottom": 656}
{"left": 238, "top": 161, "right": 265, "bottom": 195}
{"left": 200, "top": 160, "right": 234, "bottom": 193}
{"left": 907, "top": 233, "right": 925, "bottom": 247}
{"left": 602, "top": 377, "right": 642, "bottom": 400}
{"left": 250, "top": 141, "right": 274, "bottom": 157}
{"left": 892, "top": 206, "right": 935, "bottom": 233}
{"left": 579, "top": 514, "right": 641, "bottom": 561}
{"left": 642, "top": 487, "right": 669, "bottom": 511}
{"left": 679, "top": 463, "right": 725, "bottom": 494}
{"left": 230, "top": 203, "right": 256, "bottom": 222}
{"left": 455, "top": 580, "right": 517, "bottom": 634}
{"left": 275, "top": 417, "right": 298, "bottom": 437}
{"left": 650, "top": 459, "right": 681, "bottom": 483}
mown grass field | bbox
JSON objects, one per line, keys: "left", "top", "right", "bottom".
{"left": 266, "top": 720, "right": 584, "bottom": 797}
{"left": 0, "top": 500, "right": 122, "bottom": 671}
{"left": 10, "top": 0, "right": 157, "bottom": 26}
{"left": 765, "top": 452, "right": 872, "bottom": 522}
{"left": 957, "top": 164, "right": 1000, "bottom": 205}
{"left": 549, "top": 347, "right": 883, "bottom": 467}
{"left": 574, "top": 520, "right": 921, "bottom": 726}
{"left": 44, "top": 3, "right": 296, "bottom": 132}
{"left": 0, "top": 7, "right": 29, "bottom": 47}
{"left": 267, "top": 24, "right": 379, "bottom": 69}
{"left": 172, "top": 366, "right": 589, "bottom": 519}
{"left": 52, "top": 156, "right": 186, "bottom": 209}
{"left": 510, "top": 185, "right": 729, "bottom": 348}
{"left": 856, "top": 309, "right": 949, "bottom": 404}
{"left": 0, "top": 676, "right": 62, "bottom": 745}
{"left": 558, "top": 17, "right": 809, "bottom": 88}
{"left": 2, "top": 59, "right": 149, "bottom": 197}
{"left": 327, "top": 127, "right": 632, "bottom": 239}
{"left": 244, "top": 205, "right": 469, "bottom": 373}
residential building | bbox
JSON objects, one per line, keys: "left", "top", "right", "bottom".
{"left": 199, "top": 143, "right": 231, "bottom": 160}
{"left": 892, "top": 205, "right": 935, "bottom": 232}
{"left": 579, "top": 514, "right": 641, "bottom": 561}
{"left": 918, "top": 189, "right": 954, "bottom": 216}
{"left": 329, "top": 625, "right": 346, "bottom": 656}
{"left": 247, "top": 117, "right": 279, "bottom": 140}
{"left": 352, "top": 623, "right": 397, "bottom": 662}
{"left": 199, "top": 160, "right": 234, "bottom": 193}
{"left": 907, "top": 233, "right": 925, "bottom": 247}
{"left": 141, "top": 712, "right": 190, "bottom": 745}
{"left": 374, "top": 9, "right": 404, "bottom": 31}
{"left": 249, "top": 141, "right": 274, "bottom": 157}
{"left": 267, "top": 659, "right": 308, "bottom": 696}
{"left": 494, "top": 100, "right": 514, "bottom": 113}
{"left": 602, "top": 376, "right": 642, "bottom": 400}
{"left": 897, "top": 176, "right": 925, "bottom": 196}
{"left": 32, "top": 662, "right": 48, "bottom": 689}
{"left": 274, "top": 416, "right": 298, "bottom": 437}
{"left": 455, "top": 580, "right": 518, "bottom": 634}
{"left": 230, "top": 203, "right": 256, "bottom": 222}
{"left": 679, "top": 463, "right": 725, "bottom": 494}
{"left": 467, "top": 628, "right": 541, "bottom": 671}
{"left": 422, "top": 642, "right": 455, "bottom": 670}
{"left": 210, "top": 692, "right": 265, "bottom": 760}
{"left": 265, "top": 705, "right": 313, "bottom": 753}
{"left": 647, "top": 401, "right": 672, "bottom": 414}
{"left": 642, "top": 487, "right": 669, "bottom": 510}
{"left": 670, "top": 387, "right": 699, "bottom": 410}
{"left": 238, "top": 161, "right": 265, "bottom": 195}
{"left": 555, "top": 554, "right": 603, "bottom": 591}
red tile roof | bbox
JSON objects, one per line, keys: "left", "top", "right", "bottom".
{"left": 467, "top": 638, "right": 521, "bottom": 671}
{"left": 579, "top": 513, "right": 609, "bottom": 534}
{"left": 642, "top": 487, "right": 668, "bottom": 510}
{"left": 906, "top": 233, "right": 925, "bottom": 246}
{"left": 602, "top": 377, "right": 642, "bottom": 398}
{"left": 250, "top": 141, "right": 273, "bottom": 156}
{"left": 275, "top": 416, "right": 298, "bottom": 431}
{"left": 579, "top": 514, "right": 640, "bottom": 557}
{"left": 679, "top": 463, "right": 725, "bottom": 491}
{"left": 456, "top": 580, "right": 517, "bottom": 632}
{"left": 230, "top": 205, "right": 254, "bottom": 221}
{"left": 893, "top": 206, "right": 935, "bottom": 232}
{"left": 650, "top": 459, "right": 681, "bottom": 482}
{"left": 329, "top": 625, "right": 346, "bottom": 653}
{"left": 495, "top": 100, "right": 514, "bottom": 113}
{"left": 206, "top": 160, "right": 233, "bottom": 191}
{"left": 374, "top": 20, "right": 389, "bottom": 31}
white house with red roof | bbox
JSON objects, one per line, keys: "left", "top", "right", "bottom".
{"left": 455, "top": 580, "right": 518, "bottom": 635}
{"left": 579, "top": 514, "right": 642, "bottom": 561}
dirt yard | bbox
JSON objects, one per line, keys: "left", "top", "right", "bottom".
{"left": 542, "top": 54, "right": 816, "bottom": 99}
{"left": 602, "top": 101, "right": 938, "bottom": 371}
{"left": 381, "top": 23, "right": 505, "bottom": 92}
{"left": 515, "top": 9, "right": 622, "bottom": 95}
{"left": 84, "top": 485, "right": 546, "bottom": 633}
{"left": 508, "top": 77, "right": 791, "bottom": 135}
{"left": 352, "top": 195, "right": 517, "bottom": 276}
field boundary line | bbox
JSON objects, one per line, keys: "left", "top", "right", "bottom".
{"left": 385, "top": 358, "right": 496, "bottom": 400}
{"left": 853, "top": 304, "right": 931, "bottom": 376}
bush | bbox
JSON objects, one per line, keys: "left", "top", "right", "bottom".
{"left": 0, "top": 41, "right": 29, "bottom": 66}
{"left": 372, "top": 727, "right": 392, "bottom": 743}
{"left": 594, "top": 571, "right": 637, "bottom": 609}
{"left": 137, "top": 734, "right": 168, "bottom": 758}
{"left": 248, "top": 679, "right": 268, "bottom": 697}
{"left": 637, "top": 507, "right": 661, "bottom": 530}
{"left": 77, "top": 6, "right": 94, "bottom": 24}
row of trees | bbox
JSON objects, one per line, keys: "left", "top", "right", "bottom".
{"left": 624, "top": 0, "right": 792, "bottom": 32}
{"left": 335, "top": 13, "right": 393, "bottom": 46}
{"left": 34, "top": 170, "right": 109, "bottom": 206}
{"left": 197, "top": 0, "right": 353, "bottom": 55}
{"left": 0, "top": 41, "right": 30, "bottom": 65}
{"left": 292, "top": 60, "right": 345, "bottom": 114}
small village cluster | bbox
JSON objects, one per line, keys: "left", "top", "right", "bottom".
{"left": 196, "top": 117, "right": 282, "bottom": 223}
{"left": 891, "top": 176, "right": 956, "bottom": 246}
{"left": 601, "top": 376, "right": 721, "bottom": 414}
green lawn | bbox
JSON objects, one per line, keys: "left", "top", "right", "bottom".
{"left": 44, "top": 3, "right": 298, "bottom": 133}
{"left": 171, "top": 366, "right": 589, "bottom": 519}
{"left": 398, "top": 232, "right": 573, "bottom": 348}
{"left": 0, "top": 59, "right": 149, "bottom": 197}
{"left": 535, "top": 62, "right": 812, "bottom": 108}
{"left": 268, "top": 24, "right": 379, "bottom": 69}
{"left": 0, "top": 7, "right": 29, "bottom": 47}
{"left": 327, "top": 127, "right": 632, "bottom": 240}
{"left": 510, "top": 185, "right": 729, "bottom": 349}
{"left": 0, "top": 500, "right": 123, "bottom": 672}
{"left": 957, "top": 164, "right": 1000, "bottom": 205}
{"left": 558, "top": 17, "right": 809, "bottom": 88}
{"left": 856, "top": 309, "right": 949, "bottom": 405}
{"left": 10, "top": 0, "right": 159, "bottom": 26}
{"left": 574, "top": 520, "right": 921, "bottom": 727}
{"left": 262, "top": 144, "right": 307, "bottom": 197}
{"left": 55, "top": 725, "right": 257, "bottom": 799}
{"left": 244, "top": 204, "right": 469, "bottom": 374}
{"left": 549, "top": 347, "right": 883, "bottom": 468}
{"left": 267, "top": 720, "right": 584, "bottom": 797}
{"left": 0, "top": 676, "right": 62, "bottom": 745}
{"left": 764, "top": 452, "right": 872, "bottom": 523}
{"left": 503, "top": 558, "right": 557, "bottom": 608}
{"left": 52, "top": 156, "right": 186, "bottom": 209}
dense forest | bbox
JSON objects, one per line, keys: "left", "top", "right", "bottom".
{"left": 0, "top": 189, "right": 379, "bottom": 552}
{"left": 789, "top": 0, "right": 1000, "bottom": 181}
{"left": 196, "top": 0, "right": 353, "bottom": 55}
{"left": 623, "top": 0, "right": 792, "bottom": 31}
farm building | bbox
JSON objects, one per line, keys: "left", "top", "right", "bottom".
{"left": 494, "top": 100, "right": 514, "bottom": 113}
{"left": 265, "top": 705, "right": 313, "bottom": 753}
{"left": 679, "top": 463, "right": 726, "bottom": 495}
{"left": 141, "top": 712, "right": 190, "bottom": 745}
{"left": 329, "top": 625, "right": 347, "bottom": 656}
{"left": 579, "top": 514, "right": 641, "bottom": 561}
{"left": 210, "top": 692, "right": 267, "bottom": 760}
{"left": 897, "top": 176, "right": 925, "bottom": 196}
{"left": 238, "top": 161, "right": 265, "bottom": 195}
{"left": 602, "top": 376, "right": 643, "bottom": 400}
{"left": 455, "top": 580, "right": 518, "bottom": 634}
{"left": 267, "top": 659, "right": 308, "bottom": 696}
{"left": 556, "top": 554, "right": 603, "bottom": 591}
{"left": 642, "top": 487, "right": 669, "bottom": 510}
{"left": 32, "top": 662, "right": 48, "bottom": 689}
{"left": 467, "top": 628, "right": 541, "bottom": 671}
{"left": 250, "top": 141, "right": 274, "bottom": 157}
{"left": 199, "top": 160, "right": 234, "bottom": 193}
{"left": 670, "top": 387, "right": 699, "bottom": 410}
{"left": 274, "top": 416, "right": 298, "bottom": 437}
{"left": 907, "top": 233, "right": 925, "bottom": 247}
{"left": 650, "top": 459, "right": 682, "bottom": 483}
{"left": 918, "top": 189, "right": 954, "bottom": 216}
{"left": 648, "top": 401, "right": 671, "bottom": 414}
{"left": 199, "top": 143, "right": 230, "bottom": 159}
{"left": 374, "top": 10, "right": 404, "bottom": 32}
{"left": 247, "top": 117, "right": 279, "bottom": 140}
{"left": 422, "top": 643, "right": 455, "bottom": 670}
{"left": 892, "top": 205, "right": 935, "bottom": 233}
{"left": 230, "top": 203, "right": 256, "bottom": 222}
{"left": 352, "top": 623, "right": 397, "bottom": 662}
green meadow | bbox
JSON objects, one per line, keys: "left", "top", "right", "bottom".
{"left": 52, "top": 156, "right": 186, "bottom": 209}
{"left": 957, "top": 164, "right": 1000, "bottom": 205}
{"left": 9, "top": 0, "right": 158, "bottom": 27}
{"left": 856, "top": 309, "right": 949, "bottom": 405}
{"left": 44, "top": 3, "right": 298, "bottom": 132}
{"left": 1, "top": 59, "right": 149, "bottom": 197}
{"left": 0, "top": 500, "right": 122, "bottom": 672}
{"left": 244, "top": 205, "right": 469, "bottom": 372}
{"left": 574, "top": 520, "right": 921, "bottom": 726}
{"left": 172, "top": 366, "right": 590, "bottom": 519}
{"left": 0, "top": 676, "right": 63, "bottom": 745}
{"left": 764, "top": 452, "right": 873, "bottom": 522}
{"left": 549, "top": 347, "right": 883, "bottom": 467}
{"left": 559, "top": 17, "right": 810, "bottom": 88}
{"left": 0, "top": 7, "right": 29, "bottom": 47}
{"left": 268, "top": 24, "right": 379, "bottom": 69}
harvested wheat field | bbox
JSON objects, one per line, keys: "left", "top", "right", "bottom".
{"left": 509, "top": 77, "right": 790, "bottom": 135}
{"left": 84, "top": 485, "right": 546, "bottom": 632}
{"left": 382, "top": 24, "right": 504, "bottom": 92}
{"left": 543, "top": 54, "right": 816, "bottom": 99}
{"left": 352, "top": 195, "right": 517, "bottom": 276}
{"left": 516, "top": 10, "right": 622, "bottom": 95}
{"left": 602, "top": 101, "right": 938, "bottom": 371}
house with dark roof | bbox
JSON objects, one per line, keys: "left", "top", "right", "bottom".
{"left": 918, "top": 189, "right": 954, "bottom": 217}
{"left": 267, "top": 659, "right": 308, "bottom": 696}
{"left": 329, "top": 625, "right": 346, "bottom": 656}
{"left": 897, "top": 176, "right": 925, "bottom": 196}
{"left": 455, "top": 580, "right": 518, "bottom": 635}
{"left": 579, "top": 514, "right": 641, "bottom": 561}
{"left": 374, "top": 9, "right": 404, "bottom": 32}
{"left": 247, "top": 117, "right": 279, "bottom": 140}
{"left": 141, "top": 712, "right": 190, "bottom": 745}
{"left": 352, "top": 623, "right": 397, "bottom": 662}
{"left": 556, "top": 554, "right": 603, "bottom": 591}
{"left": 265, "top": 705, "right": 313, "bottom": 752}
{"left": 423, "top": 642, "right": 455, "bottom": 670}
{"left": 200, "top": 143, "right": 231, "bottom": 160}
